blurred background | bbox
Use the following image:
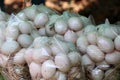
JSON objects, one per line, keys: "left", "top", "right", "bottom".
{"left": 1, "top": 0, "right": 120, "bottom": 24}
